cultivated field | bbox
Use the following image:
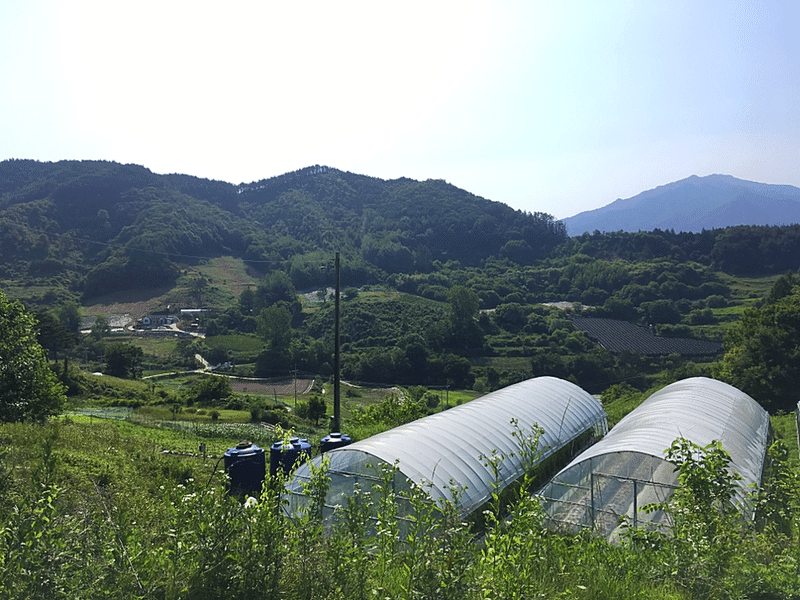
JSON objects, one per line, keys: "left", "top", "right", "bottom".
{"left": 227, "top": 377, "right": 314, "bottom": 396}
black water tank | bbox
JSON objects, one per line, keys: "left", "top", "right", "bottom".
{"left": 269, "top": 437, "right": 312, "bottom": 477}
{"left": 320, "top": 432, "right": 352, "bottom": 453}
{"left": 224, "top": 441, "right": 265, "bottom": 495}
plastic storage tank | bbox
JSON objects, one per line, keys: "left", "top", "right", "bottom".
{"left": 270, "top": 437, "right": 312, "bottom": 477}
{"left": 320, "top": 432, "right": 352, "bottom": 454}
{"left": 224, "top": 441, "right": 265, "bottom": 495}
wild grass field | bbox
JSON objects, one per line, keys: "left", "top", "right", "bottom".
{"left": 2, "top": 393, "right": 798, "bottom": 600}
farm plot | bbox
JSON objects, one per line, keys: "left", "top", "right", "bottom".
{"left": 228, "top": 377, "right": 314, "bottom": 396}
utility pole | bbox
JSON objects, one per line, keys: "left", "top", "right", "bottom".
{"left": 333, "top": 251, "right": 341, "bottom": 432}
{"left": 292, "top": 365, "right": 298, "bottom": 410}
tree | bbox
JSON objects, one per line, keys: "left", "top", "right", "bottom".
{"left": 90, "top": 315, "right": 110, "bottom": 341}
{"left": 447, "top": 285, "right": 484, "bottom": 350}
{"left": 399, "top": 334, "right": 429, "bottom": 382}
{"left": 642, "top": 299, "right": 682, "bottom": 325}
{"left": 766, "top": 270, "right": 796, "bottom": 305}
{"left": 494, "top": 302, "right": 527, "bottom": 332}
{"left": 189, "top": 276, "right": 208, "bottom": 306}
{"left": 499, "top": 239, "right": 534, "bottom": 263}
{"left": 720, "top": 290, "right": 800, "bottom": 412}
{"left": 448, "top": 285, "right": 479, "bottom": 332}
{"left": 440, "top": 353, "right": 473, "bottom": 388}
{"left": 307, "top": 395, "right": 326, "bottom": 425}
{"left": 104, "top": 343, "right": 144, "bottom": 379}
{"left": 342, "top": 287, "right": 359, "bottom": 301}
{"left": 626, "top": 437, "right": 743, "bottom": 594}
{"left": 238, "top": 287, "right": 256, "bottom": 315}
{"left": 33, "top": 310, "right": 76, "bottom": 359}
{"left": 257, "top": 305, "right": 293, "bottom": 350}
{"left": 423, "top": 391, "right": 440, "bottom": 409}
{"left": 184, "top": 376, "right": 232, "bottom": 406}
{"left": 0, "top": 289, "right": 65, "bottom": 422}
{"left": 57, "top": 301, "right": 82, "bottom": 334}
{"left": 254, "top": 271, "right": 298, "bottom": 311}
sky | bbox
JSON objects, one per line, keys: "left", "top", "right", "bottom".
{"left": 2, "top": 0, "right": 799, "bottom": 220}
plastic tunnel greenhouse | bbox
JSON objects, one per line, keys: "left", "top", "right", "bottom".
{"left": 538, "top": 377, "right": 771, "bottom": 542}
{"left": 284, "top": 377, "right": 607, "bottom": 529}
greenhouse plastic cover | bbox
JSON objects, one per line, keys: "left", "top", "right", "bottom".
{"left": 539, "top": 377, "right": 771, "bottom": 538}
{"left": 286, "top": 376, "right": 607, "bottom": 520}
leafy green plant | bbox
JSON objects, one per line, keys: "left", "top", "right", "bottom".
{"left": 623, "top": 437, "right": 749, "bottom": 597}
{"left": 0, "top": 289, "right": 65, "bottom": 422}
{"left": 477, "top": 420, "right": 547, "bottom": 598}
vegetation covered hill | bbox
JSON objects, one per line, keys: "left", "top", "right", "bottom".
{"left": 7, "top": 159, "right": 800, "bottom": 414}
{"left": 0, "top": 160, "right": 565, "bottom": 304}
{"left": 5, "top": 159, "right": 800, "bottom": 306}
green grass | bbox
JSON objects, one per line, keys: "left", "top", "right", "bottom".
{"left": 122, "top": 334, "right": 181, "bottom": 354}
{"left": 136, "top": 404, "right": 252, "bottom": 423}
{"left": 771, "top": 412, "right": 800, "bottom": 470}
{"left": 689, "top": 274, "right": 776, "bottom": 341}
{"left": 188, "top": 256, "right": 260, "bottom": 296}
{"left": 602, "top": 388, "right": 651, "bottom": 426}
{"left": 4, "top": 378, "right": 798, "bottom": 600}
{"left": 442, "top": 389, "right": 481, "bottom": 406}
{"left": 63, "top": 413, "right": 222, "bottom": 455}
{"left": 472, "top": 355, "right": 532, "bottom": 373}
{"left": 320, "top": 382, "right": 394, "bottom": 425}
{"left": 204, "top": 333, "right": 263, "bottom": 359}
{"left": 63, "top": 411, "right": 278, "bottom": 456}
{"left": 720, "top": 272, "right": 780, "bottom": 300}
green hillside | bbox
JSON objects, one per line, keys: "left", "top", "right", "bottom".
{"left": 0, "top": 160, "right": 565, "bottom": 304}
{"left": 5, "top": 159, "right": 800, "bottom": 415}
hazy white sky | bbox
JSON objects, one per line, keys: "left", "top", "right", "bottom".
{"left": 2, "top": 0, "right": 799, "bottom": 219}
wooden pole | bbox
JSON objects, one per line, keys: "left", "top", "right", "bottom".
{"left": 333, "top": 251, "right": 341, "bottom": 432}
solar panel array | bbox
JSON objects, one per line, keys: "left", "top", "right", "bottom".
{"left": 572, "top": 316, "right": 722, "bottom": 356}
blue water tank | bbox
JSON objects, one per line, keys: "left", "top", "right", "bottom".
{"left": 269, "top": 437, "right": 312, "bottom": 477}
{"left": 320, "top": 432, "right": 352, "bottom": 454}
{"left": 224, "top": 441, "right": 265, "bottom": 495}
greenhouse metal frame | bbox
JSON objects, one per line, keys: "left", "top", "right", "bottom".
{"left": 538, "top": 377, "right": 771, "bottom": 541}
{"left": 285, "top": 376, "right": 608, "bottom": 527}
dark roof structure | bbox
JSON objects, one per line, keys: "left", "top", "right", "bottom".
{"left": 571, "top": 317, "right": 722, "bottom": 356}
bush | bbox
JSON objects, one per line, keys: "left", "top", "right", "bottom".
{"left": 262, "top": 409, "right": 290, "bottom": 428}
{"left": 184, "top": 376, "right": 232, "bottom": 406}
{"left": 706, "top": 294, "right": 727, "bottom": 308}
{"left": 423, "top": 391, "right": 440, "bottom": 409}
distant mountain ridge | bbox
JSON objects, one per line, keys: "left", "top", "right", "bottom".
{"left": 563, "top": 174, "right": 800, "bottom": 236}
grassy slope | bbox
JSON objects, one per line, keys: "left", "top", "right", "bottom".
{"left": 690, "top": 273, "right": 778, "bottom": 341}
{"left": 82, "top": 256, "right": 260, "bottom": 317}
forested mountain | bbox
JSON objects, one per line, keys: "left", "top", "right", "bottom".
{"left": 0, "top": 160, "right": 565, "bottom": 303}
{"left": 5, "top": 159, "right": 800, "bottom": 312}
{"left": 9, "top": 159, "right": 800, "bottom": 410}
{"left": 563, "top": 174, "right": 800, "bottom": 235}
